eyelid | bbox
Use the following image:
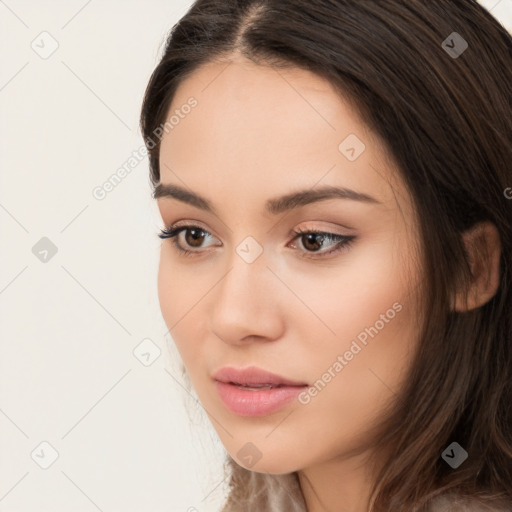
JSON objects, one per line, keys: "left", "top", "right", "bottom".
{"left": 286, "top": 222, "right": 355, "bottom": 238}
{"left": 168, "top": 219, "right": 214, "bottom": 233}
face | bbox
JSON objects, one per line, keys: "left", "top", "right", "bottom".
{"left": 156, "top": 56, "right": 424, "bottom": 474}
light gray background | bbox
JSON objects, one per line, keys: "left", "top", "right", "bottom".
{"left": 1, "top": 1, "right": 511, "bottom": 511}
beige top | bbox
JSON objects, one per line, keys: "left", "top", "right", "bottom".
{"left": 427, "top": 493, "right": 512, "bottom": 512}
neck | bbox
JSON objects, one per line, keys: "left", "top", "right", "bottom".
{"left": 297, "top": 450, "right": 381, "bottom": 512}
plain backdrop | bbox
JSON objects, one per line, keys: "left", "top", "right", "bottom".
{"left": 1, "top": 1, "right": 511, "bottom": 511}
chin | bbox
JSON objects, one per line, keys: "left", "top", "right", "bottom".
{"left": 224, "top": 442, "right": 305, "bottom": 475}
{"left": 238, "top": 459, "right": 300, "bottom": 475}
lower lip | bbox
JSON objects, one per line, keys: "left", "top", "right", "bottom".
{"left": 215, "top": 381, "right": 307, "bottom": 417}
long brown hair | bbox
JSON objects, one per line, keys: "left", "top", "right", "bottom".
{"left": 140, "top": 1, "right": 512, "bottom": 510}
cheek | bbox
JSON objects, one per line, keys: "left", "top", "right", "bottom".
{"left": 157, "top": 248, "right": 206, "bottom": 365}
{"left": 291, "top": 308, "right": 417, "bottom": 466}
{"left": 287, "top": 233, "right": 420, "bottom": 402}
{"left": 157, "top": 249, "right": 180, "bottom": 327}
{"left": 287, "top": 231, "right": 418, "bottom": 346}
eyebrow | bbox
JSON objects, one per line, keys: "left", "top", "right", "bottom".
{"left": 153, "top": 182, "right": 381, "bottom": 215}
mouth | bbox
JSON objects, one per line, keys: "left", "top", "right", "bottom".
{"left": 230, "top": 383, "right": 283, "bottom": 390}
{"left": 212, "top": 365, "right": 308, "bottom": 387}
{"left": 212, "top": 366, "right": 308, "bottom": 417}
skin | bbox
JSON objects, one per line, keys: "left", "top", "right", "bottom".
{"left": 156, "top": 54, "right": 428, "bottom": 512}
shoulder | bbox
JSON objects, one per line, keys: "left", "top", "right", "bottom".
{"left": 428, "top": 493, "right": 512, "bottom": 512}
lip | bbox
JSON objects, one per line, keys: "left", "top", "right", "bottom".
{"left": 213, "top": 365, "right": 308, "bottom": 387}
{"left": 212, "top": 366, "right": 308, "bottom": 417}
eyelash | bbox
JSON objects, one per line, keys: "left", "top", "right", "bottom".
{"left": 158, "top": 225, "right": 355, "bottom": 259}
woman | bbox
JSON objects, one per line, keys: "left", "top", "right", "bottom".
{"left": 139, "top": 1, "right": 512, "bottom": 510}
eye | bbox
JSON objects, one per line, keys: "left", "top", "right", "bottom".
{"left": 288, "top": 228, "right": 356, "bottom": 259}
{"left": 158, "top": 225, "right": 219, "bottom": 256}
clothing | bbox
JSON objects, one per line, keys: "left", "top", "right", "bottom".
{"left": 427, "top": 493, "right": 512, "bottom": 512}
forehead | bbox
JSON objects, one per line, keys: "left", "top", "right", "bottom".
{"left": 158, "top": 57, "right": 405, "bottom": 211}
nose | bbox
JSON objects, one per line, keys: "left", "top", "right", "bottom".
{"left": 209, "top": 249, "right": 286, "bottom": 346}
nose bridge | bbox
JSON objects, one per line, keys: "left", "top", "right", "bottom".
{"left": 209, "top": 240, "right": 284, "bottom": 342}
{"left": 222, "top": 232, "right": 269, "bottom": 297}
{"left": 217, "top": 243, "right": 270, "bottom": 314}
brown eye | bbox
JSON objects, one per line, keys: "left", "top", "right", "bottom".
{"left": 290, "top": 229, "right": 356, "bottom": 259}
{"left": 158, "top": 224, "right": 219, "bottom": 256}
{"left": 184, "top": 228, "right": 207, "bottom": 248}
{"left": 301, "top": 233, "right": 325, "bottom": 252}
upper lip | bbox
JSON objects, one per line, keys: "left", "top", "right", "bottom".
{"left": 213, "top": 366, "right": 308, "bottom": 387}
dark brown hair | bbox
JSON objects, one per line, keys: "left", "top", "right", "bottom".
{"left": 140, "top": 1, "right": 512, "bottom": 510}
